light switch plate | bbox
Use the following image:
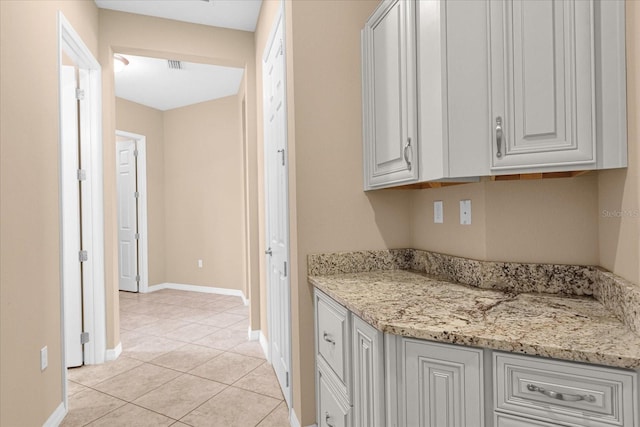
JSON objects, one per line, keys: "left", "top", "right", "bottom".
{"left": 434, "top": 201, "right": 443, "bottom": 223}
{"left": 460, "top": 200, "right": 471, "bottom": 225}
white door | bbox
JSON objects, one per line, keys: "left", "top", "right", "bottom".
{"left": 116, "top": 139, "right": 139, "bottom": 292}
{"left": 61, "top": 65, "right": 84, "bottom": 368}
{"left": 263, "top": 11, "right": 292, "bottom": 408}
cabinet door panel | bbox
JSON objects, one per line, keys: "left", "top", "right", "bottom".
{"left": 490, "top": 0, "right": 595, "bottom": 171}
{"left": 352, "top": 315, "right": 384, "bottom": 427}
{"left": 403, "top": 339, "right": 484, "bottom": 427}
{"left": 363, "top": 0, "right": 418, "bottom": 189}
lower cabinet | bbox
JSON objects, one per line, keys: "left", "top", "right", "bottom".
{"left": 317, "top": 366, "right": 352, "bottom": 427}
{"left": 352, "top": 315, "right": 385, "bottom": 427}
{"left": 399, "top": 338, "right": 484, "bottom": 427}
{"left": 314, "top": 289, "right": 639, "bottom": 427}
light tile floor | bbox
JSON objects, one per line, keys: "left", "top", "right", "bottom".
{"left": 63, "top": 289, "right": 290, "bottom": 427}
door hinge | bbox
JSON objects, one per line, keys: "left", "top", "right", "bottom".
{"left": 133, "top": 149, "right": 139, "bottom": 157}
{"left": 80, "top": 332, "right": 90, "bottom": 344}
{"left": 135, "top": 274, "right": 140, "bottom": 282}
{"left": 285, "top": 371, "right": 289, "bottom": 387}
{"left": 134, "top": 232, "right": 140, "bottom": 240}
{"left": 79, "top": 250, "right": 88, "bottom": 262}
{"left": 134, "top": 191, "right": 139, "bottom": 199}
{"left": 279, "top": 39, "right": 283, "bottom": 56}
{"left": 77, "top": 169, "right": 86, "bottom": 181}
{"left": 283, "top": 261, "right": 287, "bottom": 277}
{"left": 75, "top": 88, "right": 85, "bottom": 101}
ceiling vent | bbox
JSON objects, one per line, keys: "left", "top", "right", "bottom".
{"left": 168, "top": 60, "right": 183, "bottom": 70}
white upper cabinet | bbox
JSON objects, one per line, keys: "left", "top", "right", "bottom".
{"left": 490, "top": 0, "right": 595, "bottom": 171}
{"left": 362, "top": 0, "right": 419, "bottom": 190}
{"left": 362, "top": 0, "right": 627, "bottom": 189}
{"left": 417, "top": 0, "right": 492, "bottom": 180}
{"left": 489, "top": 0, "right": 627, "bottom": 174}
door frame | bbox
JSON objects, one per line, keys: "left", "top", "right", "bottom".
{"left": 58, "top": 10, "right": 105, "bottom": 404}
{"left": 262, "top": 3, "right": 293, "bottom": 409}
{"left": 115, "top": 130, "right": 149, "bottom": 293}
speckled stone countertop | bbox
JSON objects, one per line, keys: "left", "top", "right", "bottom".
{"left": 309, "top": 266, "right": 640, "bottom": 370}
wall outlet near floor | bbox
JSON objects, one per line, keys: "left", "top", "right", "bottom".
{"left": 434, "top": 201, "right": 444, "bottom": 224}
{"left": 40, "top": 346, "right": 48, "bottom": 371}
{"left": 198, "top": 259, "right": 203, "bottom": 268}
{"left": 460, "top": 199, "right": 472, "bottom": 225}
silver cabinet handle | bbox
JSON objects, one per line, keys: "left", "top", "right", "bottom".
{"left": 277, "top": 149, "right": 285, "bottom": 166}
{"left": 323, "top": 332, "right": 335, "bottom": 345}
{"left": 495, "top": 117, "right": 503, "bottom": 158}
{"left": 526, "top": 384, "right": 596, "bottom": 402}
{"left": 265, "top": 247, "right": 272, "bottom": 256}
{"left": 403, "top": 137, "right": 412, "bottom": 170}
{"left": 325, "top": 412, "right": 334, "bottom": 427}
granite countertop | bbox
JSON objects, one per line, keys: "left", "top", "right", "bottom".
{"left": 309, "top": 269, "right": 640, "bottom": 369}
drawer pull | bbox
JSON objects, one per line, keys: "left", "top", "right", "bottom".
{"left": 325, "top": 412, "right": 334, "bottom": 427}
{"left": 526, "top": 384, "right": 596, "bottom": 403}
{"left": 323, "top": 332, "right": 335, "bottom": 345}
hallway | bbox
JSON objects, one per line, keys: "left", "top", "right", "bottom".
{"left": 63, "top": 289, "right": 288, "bottom": 426}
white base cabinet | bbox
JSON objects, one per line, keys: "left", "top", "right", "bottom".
{"left": 399, "top": 338, "right": 485, "bottom": 427}
{"left": 352, "top": 315, "right": 385, "bottom": 427}
{"left": 314, "top": 290, "right": 639, "bottom": 427}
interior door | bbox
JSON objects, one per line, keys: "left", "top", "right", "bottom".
{"left": 116, "top": 139, "right": 139, "bottom": 292}
{"left": 61, "top": 65, "right": 84, "bottom": 368}
{"left": 263, "top": 11, "right": 292, "bottom": 408}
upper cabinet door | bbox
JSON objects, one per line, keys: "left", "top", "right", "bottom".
{"left": 362, "top": 0, "right": 418, "bottom": 190}
{"left": 489, "top": 0, "right": 596, "bottom": 172}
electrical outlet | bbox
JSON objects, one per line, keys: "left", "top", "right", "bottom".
{"left": 40, "top": 346, "right": 48, "bottom": 371}
{"left": 460, "top": 199, "right": 472, "bottom": 225}
{"left": 198, "top": 259, "right": 203, "bottom": 268}
{"left": 434, "top": 201, "right": 443, "bottom": 224}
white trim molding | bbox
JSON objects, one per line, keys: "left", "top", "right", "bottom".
{"left": 260, "top": 331, "right": 270, "bottom": 362}
{"left": 43, "top": 402, "right": 66, "bottom": 427}
{"left": 145, "top": 282, "right": 247, "bottom": 301}
{"left": 105, "top": 342, "right": 122, "bottom": 361}
{"left": 248, "top": 328, "right": 260, "bottom": 341}
{"left": 289, "top": 409, "right": 316, "bottom": 427}
{"left": 58, "top": 10, "right": 105, "bottom": 371}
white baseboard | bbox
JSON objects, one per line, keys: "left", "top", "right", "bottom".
{"left": 43, "top": 402, "right": 66, "bottom": 427}
{"left": 145, "top": 282, "right": 247, "bottom": 301}
{"left": 105, "top": 342, "right": 122, "bottom": 361}
{"left": 248, "top": 328, "right": 260, "bottom": 341}
{"left": 259, "top": 331, "right": 270, "bottom": 361}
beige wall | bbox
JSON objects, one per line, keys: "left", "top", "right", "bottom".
{"left": 410, "top": 175, "right": 600, "bottom": 265}
{"left": 278, "top": 0, "right": 412, "bottom": 423}
{"left": 0, "top": 1, "right": 99, "bottom": 425}
{"left": 99, "top": 9, "right": 257, "bottom": 348}
{"left": 115, "top": 98, "right": 166, "bottom": 286}
{"left": 598, "top": 0, "right": 640, "bottom": 286}
{"left": 163, "top": 97, "right": 246, "bottom": 290}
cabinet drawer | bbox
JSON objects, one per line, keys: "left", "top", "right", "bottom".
{"left": 316, "top": 290, "right": 350, "bottom": 386}
{"left": 495, "top": 413, "right": 559, "bottom": 427}
{"left": 318, "top": 366, "right": 352, "bottom": 427}
{"left": 495, "top": 352, "right": 638, "bottom": 427}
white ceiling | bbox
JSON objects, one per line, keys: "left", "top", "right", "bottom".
{"left": 98, "top": 1, "right": 258, "bottom": 110}
{"left": 114, "top": 54, "right": 244, "bottom": 111}
{"left": 95, "top": 0, "right": 262, "bottom": 32}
